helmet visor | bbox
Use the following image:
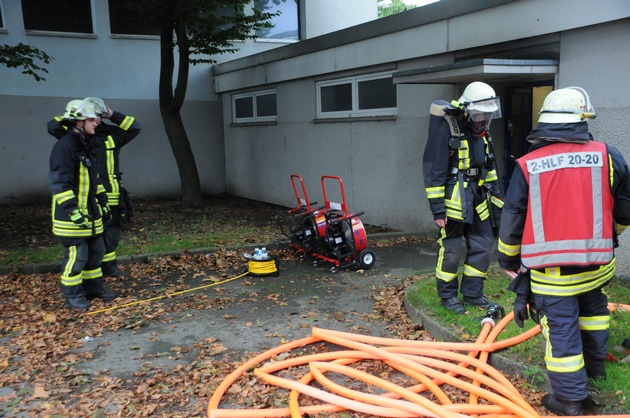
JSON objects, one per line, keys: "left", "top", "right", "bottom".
{"left": 466, "top": 97, "right": 501, "bottom": 122}
{"left": 76, "top": 98, "right": 107, "bottom": 119}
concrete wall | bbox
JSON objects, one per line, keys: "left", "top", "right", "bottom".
{"left": 0, "top": 0, "right": 376, "bottom": 203}
{"left": 558, "top": 21, "right": 630, "bottom": 274}
{"left": 216, "top": 0, "right": 630, "bottom": 275}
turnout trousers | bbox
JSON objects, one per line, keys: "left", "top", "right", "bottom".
{"left": 534, "top": 287, "right": 610, "bottom": 400}
{"left": 59, "top": 236, "right": 106, "bottom": 286}
{"left": 435, "top": 216, "right": 494, "bottom": 298}
{"left": 102, "top": 205, "right": 123, "bottom": 274}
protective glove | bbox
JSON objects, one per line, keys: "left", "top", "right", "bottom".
{"left": 69, "top": 209, "right": 90, "bottom": 229}
{"left": 513, "top": 293, "right": 529, "bottom": 328}
{"left": 101, "top": 204, "right": 112, "bottom": 224}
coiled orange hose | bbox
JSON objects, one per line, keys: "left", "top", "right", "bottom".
{"left": 208, "top": 302, "right": 630, "bottom": 418}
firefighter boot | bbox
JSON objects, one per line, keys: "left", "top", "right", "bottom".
{"left": 61, "top": 284, "right": 91, "bottom": 311}
{"left": 463, "top": 295, "right": 493, "bottom": 308}
{"left": 102, "top": 260, "right": 130, "bottom": 279}
{"left": 585, "top": 357, "right": 607, "bottom": 380}
{"left": 440, "top": 297, "right": 465, "bottom": 314}
{"left": 83, "top": 278, "right": 119, "bottom": 302}
{"left": 542, "top": 394, "right": 584, "bottom": 416}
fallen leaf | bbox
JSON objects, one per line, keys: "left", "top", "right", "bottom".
{"left": 32, "top": 385, "right": 49, "bottom": 399}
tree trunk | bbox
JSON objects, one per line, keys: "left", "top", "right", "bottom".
{"left": 158, "top": 12, "right": 203, "bottom": 208}
{"left": 160, "top": 106, "right": 203, "bottom": 208}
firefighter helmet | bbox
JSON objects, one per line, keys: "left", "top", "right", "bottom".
{"left": 75, "top": 97, "right": 107, "bottom": 119}
{"left": 62, "top": 99, "right": 85, "bottom": 121}
{"left": 538, "top": 86, "right": 597, "bottom": 123}
{"left": 455, "top": 82, "right": 501, "bottom": 134}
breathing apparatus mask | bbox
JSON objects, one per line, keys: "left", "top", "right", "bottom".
{"left": 464, "top": 98, "right": 501, "bottom": 134}
{"left": 454, "top": 81, "right": 502, "bottom": 135}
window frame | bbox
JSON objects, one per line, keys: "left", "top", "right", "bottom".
{"left": 232, "top": 89, "right": 277, "bottom": 124}
{"left": 0, "top": 0, "right": 5, "bottom": 31}
{"left": 253, "top": 0, "right": 299, "bottom": 42}
{"left": 316, "top": 72, "right": 398, "bottom": 119}
{"left": 21, "top": 0, "right": 96, "bottom": 36}
{"left": 108, "top": 0, "right": 161, "bottom": 37}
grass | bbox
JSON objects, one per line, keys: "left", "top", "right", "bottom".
{"left": 118, "top": 224, "right": 281, "bottom": 256}
{"left": 406, "top": 264, "right": 630, "bottom": 411}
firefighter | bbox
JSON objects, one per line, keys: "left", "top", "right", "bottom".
{"left": 423, "top": 81, "right": 504, "bottom": 314}
{"left": 48, "top": 99, "right": 142, "bottom": 279}
{"left": 498, "top": 86, "right": 630, "bottom": 416}
{"left": 48, "top": 98, "right": 118, "bottom": 310}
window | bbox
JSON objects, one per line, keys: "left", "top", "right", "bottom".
{"left": 21, "top": 0, "right": 93, "bottom": 34}
{"left": 0, "top": 1, "right": 4, "bottom": 30}
{"left": 232, "top": 90, "right": 277, "bottom": 123}
{"left": 254, "top": 0, "right": 299, "bottom": 41}
{"left": 108, "top": 0, "right": 160, "bottom": 36}
{"left": 317, "top": 73, "right": 397, "bottom": 118}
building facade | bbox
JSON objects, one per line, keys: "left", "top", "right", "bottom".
{"left": 2, "top": 0, "right": 629, "bottom": 274}
{"left": 0, "top": 0, "right": 376, "bottom": 201}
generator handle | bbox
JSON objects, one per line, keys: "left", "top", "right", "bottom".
{"left": 290, "top": 174, "right": 312, "bottom": 212}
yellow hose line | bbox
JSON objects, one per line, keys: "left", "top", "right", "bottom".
{"left": 87, "top": 270, "right": 249, "bottom": 315}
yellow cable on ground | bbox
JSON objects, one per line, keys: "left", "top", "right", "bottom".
{"left": 87, "top": 271, "right": 249, "bottom": 315}
{"left": 247, "top": 258, "right": 279, "bottom": 276}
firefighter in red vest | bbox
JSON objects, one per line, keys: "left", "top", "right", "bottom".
{"left": 498, "top": 87, "right": 630, "bottom": 416}
{"left": 423, "top": 82, "right": 504, "bottom": 314}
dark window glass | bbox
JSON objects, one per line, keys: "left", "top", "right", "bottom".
{"left": 108, "top": 0, "right": 160, "bottom": 36}
{"left": 321, "top": 83, "right": 352, "bottom": 112}
{"left": 256, "top": 93, "right": 277, "bottom": 117}
{"left": 21, "top": 0, "right": 93, "bottom": 34}
{"left": 235, "top": 96, "right": 254, "bottom": 119}
{"left": 0, "top": 6, "right": 4, "bottom": 29}
{"left": 254, "top": 0, "right": 299, "bottom": 40}
{"left": 358, "top": 77, "right": 397, "bottom": 109}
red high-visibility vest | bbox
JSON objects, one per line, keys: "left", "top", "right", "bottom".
{"left": 518, "top": 141, "right": 614, "bottom": 268}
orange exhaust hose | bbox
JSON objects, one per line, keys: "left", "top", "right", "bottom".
{"left": 212, "top": 339, "right": 533, "bottom": 418}
{"left": 207, "top": 335, "right": 319, "bottom": 417}
{"left": 255, "top": 367, "right": 429, "bottom": 418}
{"left": 309, "top": 361, "right": 536, "bottom": 418}
{"left": 208, "top": 303, "right": 626, "bottom": 418}
{"left": 609, "top": 302, "right": 630, "bottom": 313}
{"left": 274, "top": 348, "right": 537, "bottom": 416}
{"left": 382, "top": 351, "right": 538, "bottom": 417}
{"left": 311, "top": 328, "right": 538, "bottom": 418}
{"left": 209, "top": 323, "right": 542, "bottom": 418}
{"left": 308, "top": 361, "right": 459, "bottom": 418}
{"left": 311, "top": 320, "right": 540, "bottom": 353}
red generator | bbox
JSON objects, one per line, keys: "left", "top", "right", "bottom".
{"left": 280, "top": 174, "right": 327, "bottom": 257}
{"left": 282, "top": 174, "right": 376, "bottom": 273}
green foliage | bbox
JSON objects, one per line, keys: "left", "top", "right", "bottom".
{"left": 115, "top": 0, "right": 279, "bottom": 65}
{"left": 0, "top": 43, "right": 53, "bottom": 81}
{"left": 378, "top": 0, "right": 417, "bottom": 18}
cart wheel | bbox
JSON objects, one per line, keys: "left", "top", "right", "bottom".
{"left": 358, "top": 249, "right": 376, "bottom": 269}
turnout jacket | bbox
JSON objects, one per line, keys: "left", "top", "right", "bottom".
{"left": 498, "top": 123, "right": 630, "bottom": 296}
{"left": 423, "top": 100, "right": 502, "bottom": 224}
{"left": 48, "top": 111, "right": 142, "bottom": 206}
{"left": 48, "top": 130, "right": 107, "bottom": 237}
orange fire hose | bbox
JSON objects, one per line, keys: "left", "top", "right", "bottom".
{"left": 208, "top": 302, "right": 630, "bottom": 418}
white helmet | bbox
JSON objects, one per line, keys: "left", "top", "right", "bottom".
{"left": 62, "top": 99, "right": 85, "bottom": 120}
{"left": 75, "top": 97, "right": 107, "bottom": 119}
{"left": 457, "top": 81, "right": 501, "bottom": 122}
{"left": 538, "top": 86, "right": 596, "bottom": 123}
